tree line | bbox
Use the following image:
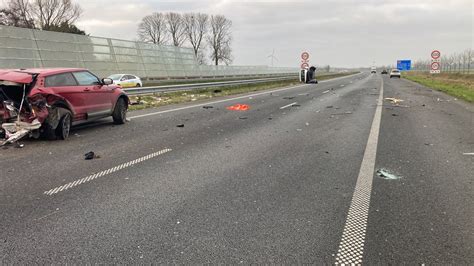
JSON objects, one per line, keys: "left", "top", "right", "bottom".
{"left": 0, "top": 0, "right": 85, "bottom": 34}
{"left": 412, "top": 49, "right": 473, "bottom": 73}
{"left": 137, "top": 12, "right": 232, "bottom": 66}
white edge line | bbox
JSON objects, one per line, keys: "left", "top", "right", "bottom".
{"left": 334, "top": 77, "right": 384, "bottom": 265}
{"left": 129, "top": 73, "right": 363, "bottom": 120}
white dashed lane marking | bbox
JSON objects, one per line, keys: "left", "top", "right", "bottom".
{"left": 335, "top": 78, "right": 384, "bottom": 265}
{"left": 128, "top": 73, "right": 363, "bottom": 120}
{"left": 44, "top": 148, "right": 172, "bottom": 196}
{"left": 280, "top": 102, "right": 298, "bottom": 110}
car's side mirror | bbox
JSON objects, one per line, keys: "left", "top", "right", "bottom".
{"left": 102, "top": 78, "right": 113, "bottom": 85}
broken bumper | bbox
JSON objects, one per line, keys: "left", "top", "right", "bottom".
{"left": 0, "top": 119, "right": 41, "bottom": 146}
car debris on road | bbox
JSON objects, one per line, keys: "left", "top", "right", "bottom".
{"left": 84, "top": 151, "right": 100, "bottom": 160}
{"left": 376, "top": 168, "right": 402, "bottom": 180}
{"left": 226, "top": 104, "right": 250, "bottom": 111}
{"left": 385, "top": 97, "right": 404, "bottom": 104}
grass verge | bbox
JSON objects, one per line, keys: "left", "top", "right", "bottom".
{"left": 403, "top": 72, "right": 474, "bottom": 103}
{"left": 129, "top": 72, "right": 358, "bottom": 111}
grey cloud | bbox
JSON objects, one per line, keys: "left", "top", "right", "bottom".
{"left": 76, "top": 0, "right": 473, "bottom": 67}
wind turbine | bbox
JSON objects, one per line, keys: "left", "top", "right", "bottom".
{"left": 268, "top": 49, "right": 278, "bottom": 67}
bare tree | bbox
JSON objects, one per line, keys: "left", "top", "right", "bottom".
{"left": 463, "top": 49, "right": 473, "bottom": 73}
{"left": 207, "top": 15, "right": 232, "bottom": 66}
{"left": 31, "top": 0, "right": 82, "bottom": 30}
{"left": 138, "top": 12, "right": 168, "bottom": 45}
{"left": 183, "top": 13, "right": 208, "bottom": 57}
{"left": 0, "top": 0, "right": 35, "bottom": 28}
{"left": 165, "top": 12, "right": 186, "bottom": 47}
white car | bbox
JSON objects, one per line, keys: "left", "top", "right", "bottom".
{"left": 108, "top": 74, "right": 142, "bottom": 88}
{"left": 370, "top": 66, "right": 377, "bottom": 73}
{"left": 390, "top": 69, "right": 401, "bottom": 78}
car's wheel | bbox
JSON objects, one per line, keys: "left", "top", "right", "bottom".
{"left": 136, "top": 83, "right": 141, "bottom": 87}
{"left": 56, "top": 111, "right": 72, "bottom": 140}
{"left": 112, "top": 98, "right": 127, "bottom": 124}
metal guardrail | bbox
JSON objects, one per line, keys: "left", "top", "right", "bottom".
{"left": 123, "top": 75, "right": 297, "bottom": 95}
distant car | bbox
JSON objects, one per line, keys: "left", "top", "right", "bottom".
{"left": 370, "top": 67, "right": 376, "bottom": 74}
{"left": 108, "top": 74, "right": 142, "bottom": 88}
{"left": 381, "top": 69, "right": 388, "bottom": 74}
{"left": 0, "top": 68, "right": 129, "bottom": 143}
{"left": 390, "top": 69, "right": 401, "bottom": 78}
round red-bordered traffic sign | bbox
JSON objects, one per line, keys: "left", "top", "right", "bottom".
{"left": 431, "top": 50, "right": 441, "bottom": 60}
{"left": 301, "top": 62, "right": 309, "bottom": 69}
{"left": 431, "top": 61, "right": 440, "bottom": 70}
{"left": 301, "top": 52, "right": 310, "bottom": 61}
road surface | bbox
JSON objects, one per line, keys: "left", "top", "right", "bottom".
{"left": 1, "top": 73, "right": 473, "bottom": 264}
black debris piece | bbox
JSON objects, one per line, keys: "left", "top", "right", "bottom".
{"left": 203, "top": 106, "right": 214, "bottom": 109}
{"left": 239, "top": 116, "right": 248, "bottom": 120}
{"left": 291, "top": 104, "right": 301, "bottom": 107}
{"left": 283, "top": 96, "right": 295, "bottom": 100}
{"left": 84, "top": 151, "right": 100, "bottom": 160}
{"left": 213, "top": 89, "right": 222, "bottom": 93}
{"left": 326, "top": 105, "right": 333, "bottom": 108}
{"left": 268, "top": 117, "right": 273, "bottom": 120}
{"left": 392, "top": 114, "right": 399, "bottom": 116}
{"left": 176, "top": 124, "right": 185, "bottom": 128}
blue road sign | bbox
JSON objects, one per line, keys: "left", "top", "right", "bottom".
{"left": 397, "top": 60, "right": 411, "bottom": 71}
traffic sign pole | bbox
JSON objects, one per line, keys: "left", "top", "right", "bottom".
{"left": 300, "top": 52, "right": 310, "bottom": 69}
{"left": 430, "top": 50, "right": 441, "bottom": 74}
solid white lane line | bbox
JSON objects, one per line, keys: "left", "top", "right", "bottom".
{"left": 280, "top": 102, "right": 298, "bottom": 110}
{"left": 129, "top": 73, "right": 363, "bottom": 120}
{"left": 462, "top": 153, "right": 474, "bottom": 155}
{"left": 335, "top": 78, "right": 384, "bottom": 265}
{"left": 44, "top": 148, "right": 172, "bottom": 196}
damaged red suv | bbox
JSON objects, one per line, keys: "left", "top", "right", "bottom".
{"left": 0, "top": 68, "right": 129, "bottom": 144}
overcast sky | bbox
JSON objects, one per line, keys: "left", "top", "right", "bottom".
{"left": 75, "top": 0, "right": 473, "bottom": 68}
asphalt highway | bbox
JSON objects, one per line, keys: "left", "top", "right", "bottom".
{"left": 0, "top": 73, "right": 472, "bottom": 264}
